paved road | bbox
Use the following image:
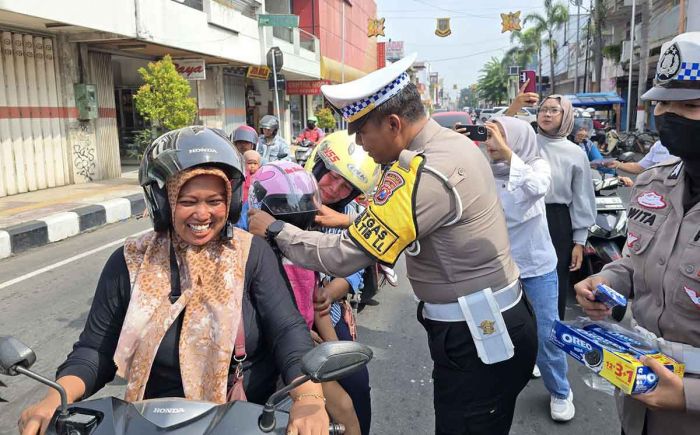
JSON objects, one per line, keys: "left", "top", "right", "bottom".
{"left": 0, "top": 216, "right": 623, "bottom": 434}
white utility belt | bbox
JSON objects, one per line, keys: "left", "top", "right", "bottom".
{"left": 632, "top": 318, "right": 700, "bottom": 375}
{"left": 422, "top": 280, "right": 522, "bottom": 322}
{"left": 420, "top": 280, "right": 522, "bottom": 365}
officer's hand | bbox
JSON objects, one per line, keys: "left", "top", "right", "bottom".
{"left": 314, "top": 205, "right": 352, "bottom": 229}
{"left": 248, "top": 208, "right": 276, "bottom": 238}
{"left": 633, "top": 356, "right": 686, "bottom": 412}
{"left": 569, "top": 243, "right": 584, "bottom": 271}
{"left": 604, "top": 160, "right": 621, "bottom": 169}
{"left": 574, "top": 276, "right": 613, "bottom": 320}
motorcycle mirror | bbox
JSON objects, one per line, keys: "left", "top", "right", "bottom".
{"left": 277, "top": 152, "right": 288, "bottom": 159}
{"left": 301, "top": 341, "right": 373, "bottom": 383}
{"left": 0, "top": 336, "right": 36, "bottom": 376}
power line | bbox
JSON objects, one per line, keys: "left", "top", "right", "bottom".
{"left": 423, "top": 45, "right": 512, "bottom": 63}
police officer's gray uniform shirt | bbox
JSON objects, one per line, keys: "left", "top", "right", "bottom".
{"left": 597, "top": 159, "right": 700, "bottom": 435}
{"left": 275, "top": 119, "right": 520, "bottom": 304}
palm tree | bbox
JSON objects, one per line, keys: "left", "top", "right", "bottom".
{"left": 508, "top": 27, "right": 543, "bottom": 94}
{"left": 525, "top": 0, "right": 569, "bottom": 94}
{"left": 477, "top": 57, "right": 509, "bottom": 105}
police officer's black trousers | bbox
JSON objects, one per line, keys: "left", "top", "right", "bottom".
{"left": 417, "top": 296, "right": 538, "bottom": 435}
{"left": 546, "top": 203, "right": 574, "bottom": 320}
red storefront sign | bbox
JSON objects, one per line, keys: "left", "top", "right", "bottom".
{"left": 377, "top": 42, "right": 386, "bottom": 68}
{"left": 286, "top": 80, "right": 331, "bottom": 95}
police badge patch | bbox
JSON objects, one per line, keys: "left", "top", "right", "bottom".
{"left": 657, "top": 43, "right": 681, "bottom": 83}
{"left": 374, "top": 171, "right": 405, "bottom": 205}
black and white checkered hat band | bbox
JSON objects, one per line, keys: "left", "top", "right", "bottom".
{"left": 341, "top": 72, "right": 410, "bottom": 122}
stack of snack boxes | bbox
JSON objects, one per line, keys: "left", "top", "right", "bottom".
{"left": 550, "top": 319, "right": 685, "bottom": 394}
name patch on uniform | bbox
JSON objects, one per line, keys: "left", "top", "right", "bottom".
{"left": 353, "top": 208, "right": 399, "bottom": 255}
{"left": 628, "top": 207, "right": 656, "bottom": 226}
{"left": 637, "top": 191, "right": 666, "bottom": 209}
{"left": 626, "top": 232, "right": 639, "bottom": 248}
{"left": 374, "top": 171, "right": 405, "bottom": 206}
{"left": 683, "top": 286, "right": 700, "bottom": 308}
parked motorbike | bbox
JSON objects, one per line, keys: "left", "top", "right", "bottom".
{"left": 582, "top": 175, "right": 628, "bottom": 321}
{"left": 290, "top": 139, "right": 315, "bottom": 166}
{"left": 0, "top": 337, "right": 372, "bottom": 434}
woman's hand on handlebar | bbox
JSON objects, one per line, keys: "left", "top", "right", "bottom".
{"left": 288, "top": 381, "right": 330, "bottom": 435}
{"left": 19, "top": 397, "right": 60, "bottom": 435}
{"left": 18, "top": 376, "right": 85, "bottom": 435}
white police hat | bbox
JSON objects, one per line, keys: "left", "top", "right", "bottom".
{"left": 642, "top": 32, "right": 700, "bottom": 101}
{"left": 321, "top": 53, "right": 417, "bottom": 133}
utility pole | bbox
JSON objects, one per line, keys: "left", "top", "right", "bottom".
{"left": 574, "top": 0, "right": 582, "bottom": 93}
{"left": 625, "top": 0, "right": 636, "bottom": 132}
{"left": 583, "top": 2, "right": 592, "bottom": 92}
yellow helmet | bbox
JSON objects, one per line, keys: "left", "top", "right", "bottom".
{"left": 306, "top": 130, "right": 381, "bottom": 195}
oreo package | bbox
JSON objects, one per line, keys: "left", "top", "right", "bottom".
{"left": 594, "top": 284, "right": 627, "bottom": 309}
{"left": 550, "top": 320, "right": 684, "bottom": 394}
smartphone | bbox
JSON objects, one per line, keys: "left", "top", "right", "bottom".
{"left": 519, "top": 70, "right": 536, "bottom": 93}
{"left": 456, "top": 124, "right": 488, "bottom": 141}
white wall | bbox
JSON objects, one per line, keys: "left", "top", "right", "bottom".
{"left": 0, "top": 0, "right": 136, "bottom": 37}
{"left": 136, "top": 0, "right": 262, "bottom": 66}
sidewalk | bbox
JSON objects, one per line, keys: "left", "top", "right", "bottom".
{"left": 0, "top": 167, "right": 145, "bottom": 259}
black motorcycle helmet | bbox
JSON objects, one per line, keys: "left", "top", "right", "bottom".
{"left": 139, "top": 126, "right": 245, "bottom": 236}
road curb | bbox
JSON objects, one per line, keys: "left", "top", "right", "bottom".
{"left": 0, "top": 194, "right": 145, "bottom": 259}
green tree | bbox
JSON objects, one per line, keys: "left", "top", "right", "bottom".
{"left": 133, "top": 54, "right": 197, "bottom": 131}
{"left": 525, "top": 0, "right": 569, "bottom": 94}
{"left": 315, "top": 107, "right": 336, "bottom": 130}
{"left": 458, "top": 85, "right": 478, "bottom": 109}
{"left": 477, "top": 57, "right": 508, "bottom": 105}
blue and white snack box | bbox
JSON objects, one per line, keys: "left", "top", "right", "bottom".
{"left": 594, "top": 283, "right": 627, "bottom": 309}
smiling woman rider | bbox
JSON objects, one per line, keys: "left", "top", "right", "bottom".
{"left": 18, "top": 127, "right": 328, "bottom": 435}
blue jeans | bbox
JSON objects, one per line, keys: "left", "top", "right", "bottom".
{"left": 521, "top": 269, "right": 571, "bottom": 399}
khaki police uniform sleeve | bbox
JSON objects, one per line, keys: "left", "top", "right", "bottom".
{"left": 274, "top": 223, "right": 374, "bottom": 277}
{"left": 413, "top": 166, "right": 459, "bottom": 236}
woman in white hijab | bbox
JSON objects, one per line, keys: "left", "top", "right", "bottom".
{"left": 485, "top": 117, "right": 575, "bottom": 422}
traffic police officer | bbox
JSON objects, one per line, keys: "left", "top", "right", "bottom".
{"left": 575, "top": 32, "right": 700, "bottom": 435}
{"left": 249, "top": 54, "right": 537, "bottom": 434}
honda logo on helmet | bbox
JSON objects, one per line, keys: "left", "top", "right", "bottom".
{"left": 188, "top": 148, "right": 218, "bottom": 154}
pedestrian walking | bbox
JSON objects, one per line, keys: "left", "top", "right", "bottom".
{"left": 537, "top": 95, "right": 596, "bottom": 320}
{"left": 485, "top": 116, "right": 575, "bottom": 421}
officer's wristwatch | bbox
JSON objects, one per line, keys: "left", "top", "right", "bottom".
{"left": 265, "top": 220, "right": 286, "bottom": 244}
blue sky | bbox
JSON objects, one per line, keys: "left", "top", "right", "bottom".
{"left": 376, "top": 0, "right": 557, "bottom": 97}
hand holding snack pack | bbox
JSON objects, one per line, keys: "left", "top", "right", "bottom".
{"left": 550, "top": 318, "right": 685, "bottom": 395}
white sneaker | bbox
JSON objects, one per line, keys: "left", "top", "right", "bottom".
{"left": 550, "top": 390, "right": 575, "bottom": 422}
{"left": 532, "top": 364, "right": 541, "bottom": 378}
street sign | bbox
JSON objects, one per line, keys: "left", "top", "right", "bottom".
{"left": 258, "top": 14, "right": 299, "bottom": 28}
{"left": 266, "top": 47, "right": 284, "bottom": 73}
{"left": 247, "top": 66, "right": 270, "bottom": 80}
{"left": 268, "top": 73, "right": 286, "bottom": 91}
{"left": 286, "top": 80, "right": 331, "bottom": 95}
{"left": 173, "top": 59, "right": 206, "bottom": 80}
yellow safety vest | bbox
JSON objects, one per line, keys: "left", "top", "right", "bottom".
{"left": 348, "top": 154, "right": 423, "bottom": 265}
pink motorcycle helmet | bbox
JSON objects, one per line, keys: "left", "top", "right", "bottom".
{"left": 248, "top": 161, "right": 321, "bottom": 230}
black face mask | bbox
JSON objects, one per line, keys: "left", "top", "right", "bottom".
{"left": 654, "top": 112, "right": 700, "bottom": 161}
{"left": 307, "top": 123, "right": 316, "bottom": 130}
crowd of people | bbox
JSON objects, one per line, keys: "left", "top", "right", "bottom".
{"left": 16, "top": 31, "right": 700, "bottom": 435}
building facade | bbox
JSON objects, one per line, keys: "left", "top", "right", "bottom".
{"left": 0, "top": 0, "right": 321, "bottom": 197}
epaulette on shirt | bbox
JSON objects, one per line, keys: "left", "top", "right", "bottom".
{"left": 637, "top": 157, "right": 683, "bottom": 186}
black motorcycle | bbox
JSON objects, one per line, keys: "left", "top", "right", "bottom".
{"left": 0, "top": 338, "right": 372, "bottom": 434}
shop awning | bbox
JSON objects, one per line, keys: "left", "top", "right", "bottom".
{"left": 563, "top": 92, "right": 626, "bottom": 107}
{"left": 320, "top": 56, "right": 370, "bottom": 83}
